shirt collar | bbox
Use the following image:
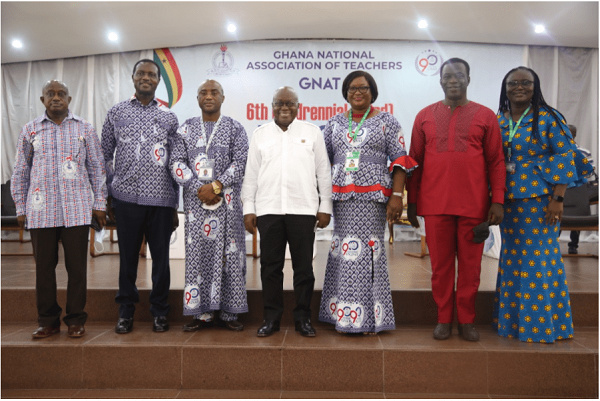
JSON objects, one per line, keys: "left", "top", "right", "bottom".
{"left": 129, "top": 94, "right": 158, "bottom": 106}
{"left": 273, "top": 118, "right": 298, "bottom": 132}
{"left": 40, "top": 110, "right": 79, "bottom": 123}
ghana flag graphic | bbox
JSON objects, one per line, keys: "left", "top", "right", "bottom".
{"left": 153, "top": 48, "right": 182, "bottom": 108}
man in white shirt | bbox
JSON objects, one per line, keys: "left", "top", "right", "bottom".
{"left": 242, "top": 86, "right": 332, "bottom": 337}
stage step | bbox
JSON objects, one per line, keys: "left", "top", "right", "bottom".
{"left": 1, "top": 322, "right": 597, "bottom": 398}
{"left": 2, "top": 288, "right": 598, "bottom": 397}
{"left": 2, "top": 288, "right": 598, "bottom": 327}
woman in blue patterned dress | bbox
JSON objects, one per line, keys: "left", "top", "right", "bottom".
{"left": 493, "top": 67, "right": 591, "bottom": 343}
{"left": 318, "top": 71, "right": 417, "bottom": 334}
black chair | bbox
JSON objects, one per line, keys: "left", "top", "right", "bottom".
{"left": 1, "top": 180, "right": 33, "bottom": 256}
{"left": 561, "top": 184, "right": 598, "bottom": 258}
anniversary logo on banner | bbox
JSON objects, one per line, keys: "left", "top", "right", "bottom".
{"left": 153, "top": 40, "right": 523, "bottom": 148}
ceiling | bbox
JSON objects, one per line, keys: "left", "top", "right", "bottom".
{"left": 2, "top": 1, "right": 598, "bottom": 65}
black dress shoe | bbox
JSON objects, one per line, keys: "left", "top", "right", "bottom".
{"left": 216, "top": 318, "right": 244, "bottom": 331}
{"left": 458, "top": 323, "right": 480, "bottom": 341}
{"left": 433, "top": 323, "right": 451, "bottom": 340}
{"left": 295, "top": 319, "right": 316, "bottom": 337}
{"left": 182, "top": 318, "right": 214, "bottom": 332}
{"left": 115, "top": 318, "right": 133, "bottom": 334}
{"left": 153, "top": 316, "right": 169, "bottom": 332}
{"left": 257, "top": 320, "right": 280, "bottom": 337}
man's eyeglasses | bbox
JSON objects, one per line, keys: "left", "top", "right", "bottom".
{"left": 272, "top": 101, "right": 298, "bottom": 108}
{"left": 507, "top": 80, "right": 533, "bottom": 88}
{"left": 348, "top": 86, "right": 370, "bottom": 94}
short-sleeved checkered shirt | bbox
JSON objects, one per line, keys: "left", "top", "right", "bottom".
{"left": 11, "top": 111, "right": 107, "bottom": 229}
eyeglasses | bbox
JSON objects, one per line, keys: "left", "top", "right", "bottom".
{"left": 272, "top": 101, "right": 298, "bottom": 108}
{"left": 348, "top": 86, "right": 370, "bottom": 94}
{"left": 507, "top": 80, "right": 533, "bottom": 88}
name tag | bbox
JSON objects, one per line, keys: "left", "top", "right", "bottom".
{"left": 345, "top": 150, "right": 360, "bottom": 172}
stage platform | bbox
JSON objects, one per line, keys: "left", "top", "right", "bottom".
{"left": 1, "top": 238, "right": 598, "bottom": 398}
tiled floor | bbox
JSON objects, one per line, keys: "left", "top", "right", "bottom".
{"left": 1, "top": 233, "right": 598, "bottom": 293}
{"left": 2, "top": 232, "right": 598, "bottom": 398}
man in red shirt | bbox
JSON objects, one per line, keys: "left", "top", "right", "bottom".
{"left": 407, "top": 58, "right": 505, "bottom": 341}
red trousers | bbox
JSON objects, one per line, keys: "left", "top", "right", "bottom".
{"left": 424, "top": 215, "right": 485, "bottom": 324}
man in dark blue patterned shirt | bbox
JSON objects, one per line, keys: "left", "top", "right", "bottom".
{"left": 101, "top": 59, "right": 179, "bottom": 334}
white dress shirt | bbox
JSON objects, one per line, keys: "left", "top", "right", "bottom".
{"left": 241, "top": 119, "right": 332, "bottom": 217}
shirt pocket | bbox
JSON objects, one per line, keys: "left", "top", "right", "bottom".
{"left": 259, "top": 141, "right": 278, "bottom": 161}
{"left": 292, "top": 137, "right": 315, "bottom": 160}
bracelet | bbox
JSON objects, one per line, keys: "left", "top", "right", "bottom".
{"left": 551, "top": 194, "right": 564, "bottom": 202}
{"left": 392, "top": 192, "right": 404, "bottom": 198}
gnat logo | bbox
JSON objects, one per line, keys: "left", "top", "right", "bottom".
{"left": 346, "top": 127, "right": 367, "bottom": 146}
{"left": 341, "top": 236, "right": 362, "bottom": 261}
{"left": 374, "top": 301, "right": 384, "bottom": 326}
{"left": 223, "top": 187, "right": 234, "bottom": 210}
{"left": 208, "top": 44, "right": 236, "bottom": 75}
{"left": 153, "top": 143, "right": 167, "bottom": 166}
{"left": 202, "top": 217, "right": 219, "bottom": 240}
{"left": 330, "top": 235, "right": 341, "bottom": 258}
{"left": 184, "top": 285, "right": 200, "bottom": 309}
{"left": 415, "top": 49, "right": 443, "bottom": 76}
{"left": 332, "top": 301, "right": 364, "bottom": 328}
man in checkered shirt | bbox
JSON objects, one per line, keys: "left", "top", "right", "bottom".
{"left": 11, "top": 80, "right": 107, "bottom": 339}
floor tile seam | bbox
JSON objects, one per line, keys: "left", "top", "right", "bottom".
{"left": 280, "top": 344, "right": 384, "bottom": 351}
{"left": 180, "top": 343, "right": 285, "bottom": 349}
{"left": 481, "top": 347, "right": 596, "bottom": 355}
{"left": 280, "top": 330, "right": 288, "bottom": 393}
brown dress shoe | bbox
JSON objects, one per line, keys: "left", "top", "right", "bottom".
{"left": 458, "top": 323, "right": 480, "bottom": 341}
{"left": 433, "top": 323, "right": 451, "bottom": 340}
{"left": 68, "top": 325, "right": 85, "bottom": 338}
{"left": 32, "top": 326, "right": 60, "bottom": 339}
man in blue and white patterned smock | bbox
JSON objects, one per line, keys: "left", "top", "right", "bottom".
{"left": 102, "top": 59, "right": 179, "bottom": 334}
{"left": 170, "top": 80, "right": 249, "bottom": 332}
{"left": 11, "top": 80, "right": 107, "bottom": 339}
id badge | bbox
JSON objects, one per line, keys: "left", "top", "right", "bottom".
{"left": 345, "top": 150, "right": 360, "bottom": 172}
{"left": 197, "top": 159, "right": 215, "bottom": 181}
{"left": 505, "top": 161, "right": 516, "bottom": 173}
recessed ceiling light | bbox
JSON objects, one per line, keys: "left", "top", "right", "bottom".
{"left": 227, "top": 23, "right": 237, "bottom": 33}
{"left": 534, "top": 24, "right": 546, "bottom": 34}
{"left": 418, "top": 19, "right": 428, "bottom": 29}
{"left": 108, "top": 32, "right": 119, "bottom": 42}
{"left": 11, "top": 39, "right": 23, "bottom": 49}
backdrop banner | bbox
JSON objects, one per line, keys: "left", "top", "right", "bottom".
{"left": 3, "top": 39, "right": 597, "bottom": 185}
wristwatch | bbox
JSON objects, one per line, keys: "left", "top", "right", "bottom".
{"left": 551, "top": 194, "right": 564, "bottom": 202}
{"left": 211, "top": 181, "right": 221, "bottom": 195}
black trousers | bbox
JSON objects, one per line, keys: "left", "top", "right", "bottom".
{"left": 256, "top": 214, "right": 316, "bottom": 322}
{"left": 30, "top": 225, "right": 89, "bottom": 327}
{"left": 568, "top": 230, "right": 580, "bottom": 249}
{"left": 113, "top": 199, "right": 172, "bottom": 319}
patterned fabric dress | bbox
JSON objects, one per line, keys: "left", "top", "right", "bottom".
{"left": 493, "top": 107, "right": 591, "bottom": 342}
{"left": 170, "top": 116, "right": 249, "bottom": 320}
{"left": 318, "top": 111, "right": 417, "bottom": 333}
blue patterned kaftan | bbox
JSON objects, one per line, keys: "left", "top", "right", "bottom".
{"left": 170, "top": 116, "right": 249, "bottom": 318}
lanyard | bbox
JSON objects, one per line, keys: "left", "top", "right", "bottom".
{"left": 507, "top": 106, "right": 531, "bottom": 160}
{"left": 348, "top": 106, "right": 371, "bottom": 143}
{"left": 200, "top": 115, "right": 223, "bottom": 155}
